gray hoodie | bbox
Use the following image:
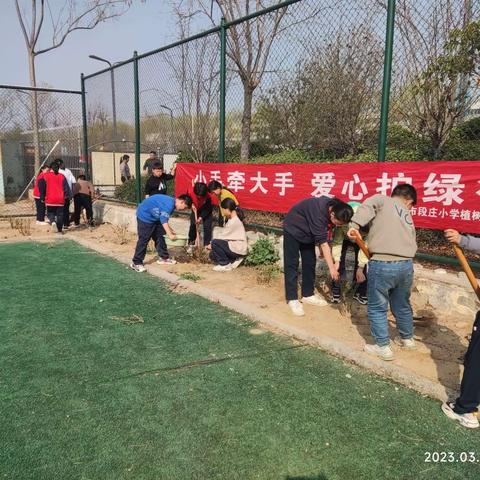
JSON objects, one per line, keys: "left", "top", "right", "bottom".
{"left": 350, "top": 194, "right": 417, "bottom": 261}
{"left": 460, "top": 235, "right": 480, "bottom": 255}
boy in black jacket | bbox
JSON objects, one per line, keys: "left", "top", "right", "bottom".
{"left": 145, "top": 162, "right": 176, "bottom": 198}
{"left": 283, "top": 196, "right": 353, "bottom": 317}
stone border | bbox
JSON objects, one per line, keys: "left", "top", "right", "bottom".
{"left": 67, "top": 233, "right": 454, "bottom": 402}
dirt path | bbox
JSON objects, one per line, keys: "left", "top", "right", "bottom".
{"left": 2, "top": 219, "right": 473, "bottom": 400}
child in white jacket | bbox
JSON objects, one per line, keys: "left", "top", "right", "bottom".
{"left": 208, "top": 198, "right": 247, "bottom": 272}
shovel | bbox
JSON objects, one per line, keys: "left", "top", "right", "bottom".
{"left": 351, "top": 230, "right": 371, "bottom": 259}
{"left": 194, "top": 209, "right": 201, "bottom": 250}
{"left": 452, "top": 244, "right": 480, "bottom": 300}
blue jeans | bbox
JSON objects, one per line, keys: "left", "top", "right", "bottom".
{"left": 367, "top": 260, "right": 414, "bottom": 347}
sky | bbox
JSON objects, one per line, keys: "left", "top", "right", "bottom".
{"left": 0, "top": 1, "right": 189, "bottom": 90}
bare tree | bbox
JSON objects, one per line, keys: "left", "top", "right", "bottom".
{"left": 163, "top": 3, "right": 220, "bottom": 162}
{"left": 257, "top": 25, "right": 384, "bottom": 157}
{"left": 380, "top": 0, "right": 480, "bottom": 157}
{"left": 185, "top": 0, "right": 289, "bottom": 160}
{"left": 14, "top": 0, "right": 133, "bottom": 170}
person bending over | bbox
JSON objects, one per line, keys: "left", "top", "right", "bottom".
{"left": 283, "top": 196, "right": 353, "bottom": 317}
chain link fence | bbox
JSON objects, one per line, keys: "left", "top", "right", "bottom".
{"left": 4, "top": 0, "right": 478, "bottom": 216}
{"left": 0, "top": 85, "right": 83, "bottom": 217}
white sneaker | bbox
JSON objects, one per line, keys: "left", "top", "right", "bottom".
{"left": 157, "top": 258, "right": 177, "bottom": 265}
{"left": 288, "top": 300, "right": 305, "bottom": 317}
{"left": 230, "top": 257, "right": 244, "bottom": 269}
{"left": 442, "top": 402, "right": 479, "bottom": 429}
{"left": 130, "top": 263, "right": 146, "bottom": 273}
{"left": 36, "top": 221, "right": 48, "bottom": 225}
{"left": 395, "top": 337, "right": 417, "bottom": 350}
{"left": 302, "top": 295, "right": 327, "bottom": 307}
{"left": 364, "top": 343, "right": 395, "bottom": 361}
{"left": 50, "top": 223, "right": 58, "bottom": 232}
{"left": 213, "top": 264, "right": 233, "bottom": 272}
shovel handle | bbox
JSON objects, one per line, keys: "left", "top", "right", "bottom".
{"left": 453, "top": 244, "right": 480, "bottom": 300}
{"left": 352, "top": 230, "right": 371, "bottom": 260}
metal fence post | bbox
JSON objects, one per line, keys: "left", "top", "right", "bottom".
{"left": 133, "top": 51, "right": 142, "bottom": 204}
{"left": 377, "top": 0, "right": 396, "bottom": 162}
{"left": 218, "top": 17, "right": 227, "bottom": 163}
{"left": 80, "top": 73, "right": 90, "bottom": 179}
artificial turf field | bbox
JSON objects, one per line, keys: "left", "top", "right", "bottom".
{"left": 1, "top": 241, "right": 479, "bottom": 480}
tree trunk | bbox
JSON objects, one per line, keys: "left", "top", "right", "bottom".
{"left": 240, "top": 83, "right": 254, "bottom": 161}
{"left": 28, "top": 51, "right": 41, "bottom": 172}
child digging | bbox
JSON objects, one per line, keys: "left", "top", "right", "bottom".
{"left": 208, "top": 180, "right": 241, "bottom": 227}
{"left": 208, "top": 198, "right": 247, "bottom": 272}
{"left": 130, "top": 194, "right": 192, "bottom": 272}
{"left": 283, "top": 196, "right": 354, "bottom": 317}
{"left": 331, "top": 201, "right": 369, "bottom": 305}
{"left": 187, "top": 182, "right": 213, "bottom": 252}
{"left": 441, "top": 229, "right": 480, "bottom": 429}
{"left": 348, "top": 184, "right": 417, "bottom": 361}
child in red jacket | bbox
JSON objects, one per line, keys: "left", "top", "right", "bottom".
{"left": 33, "top": 164, "right": 50, "bottom": 225}
{"left": 38, "top": 161, "right": 71, "bottom": 234}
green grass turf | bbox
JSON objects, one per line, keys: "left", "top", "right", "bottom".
{"left": 1, "top": 240, "right": 479, "bottom": 480}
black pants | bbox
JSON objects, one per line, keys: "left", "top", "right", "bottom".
{"left": 283, "top": 230, "right": 316, "bottom": 302}
{"left": 46, "top": 206, "right": 64, "bottom": 232}
{"left": 331, "top": 240, "right": 368, "bottom": 297}
{"left": 63, "top": 198, "right": 71, "bottom": 228}
{"left": 454, "top": 311, "right": 480, "bottom": 414}
{"left": 189, "top": 200, "right": 213, "bottom": 246}
{"left": 73, "top": 194, "right": 93, "bottom": 225}
{"left": 132, "top": 218, "right": 169, "bottom": 265}
{"left": 210, "top": 239, "right": 240, "bottom": 266}
{"left": 35, "top": 198, "right": 45, "bottom": 222}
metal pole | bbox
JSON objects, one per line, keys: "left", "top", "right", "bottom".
{"left": 111, "top": 69, "right": 117, "bottom": 141}
{"left": 377, "top": 0, "right": 396, "bottom": 162}
{"left": 218, "top": 17, "right": 227, "bottom": 163}
{"left": 80, "top": 73, "right": 90, "bottom": 179}
{"left": 133, "top": 51, "right": 142, "bottom": 205}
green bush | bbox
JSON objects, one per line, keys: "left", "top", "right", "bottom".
{"left": 245, "top": 237, "right": 280, "bottom": 266}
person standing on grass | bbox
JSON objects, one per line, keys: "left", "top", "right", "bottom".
{"left": 73, "top": 175, "right": 94, "bottom": 227}
{"left": 145, "top": 162, "right": 176, "bottom": 197}
{"left": 33, "top": 164, "right": 50, "bottom": 225}
{"left": 208, "top": 198, "right": 248, "bottom": 272}
{"left": 39, "top": 161, "right": 71, "bottom": 235}
{"left": 55, "top": 158, "right": 76, "bottom": 231}
{"left": 207, "top": 180, "right": 241, "bottom": 227}
{"left": 347, "top": 184, "right": 417, "bottom": 362}
{"left": 331, "top": 201, "right": 369, "bottom": 305}
{"left": 283, "top": 196, "right": 353, "bottom": 317}
{"left": 130, "top": 193, "right": 192, "bottom": 272}
{"left": 143, "top": 151, "right": 158, "bottom": 176}
{"left": 187, "top": 181, "right": 213, "bottom": 252}
{"left": 120, "top": 155, "right": 131, "bottom": 183}
{"left": 442, "top": 229, "right": 480, "bottom": 429}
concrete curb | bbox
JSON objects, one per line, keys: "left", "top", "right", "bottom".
{"left": 67, "top": 234, "right": 452, "bottom": 402}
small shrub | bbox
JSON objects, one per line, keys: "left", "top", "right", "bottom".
{"left": 112, "top": 224, "right": 130, "bottom": 245}
{"left": 245, "top": 237, "right": 279, "bottom": 266}
{"left": 255, "top": 264, "right": 281, "bottom": 285}
{"left": 9, "top": 217, "right": 32, "bottom": 236}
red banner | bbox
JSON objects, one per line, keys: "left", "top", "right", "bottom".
{"left": 175, "top": 161, "right": 480, "bottom": 233}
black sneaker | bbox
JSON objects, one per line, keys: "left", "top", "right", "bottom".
{"left": 330, "top": 294, "right": 341, "bottom": 304}
{"left": 353, "top": 293, "right": 368, "bottom": 305}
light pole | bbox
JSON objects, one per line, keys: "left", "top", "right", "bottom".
{"left": 89, "top": 55, "right": 117, "bottom": 141}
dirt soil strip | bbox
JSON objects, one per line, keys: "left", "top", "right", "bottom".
{"left": 67, "top": 233, "right": 454, "bottom": 402}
